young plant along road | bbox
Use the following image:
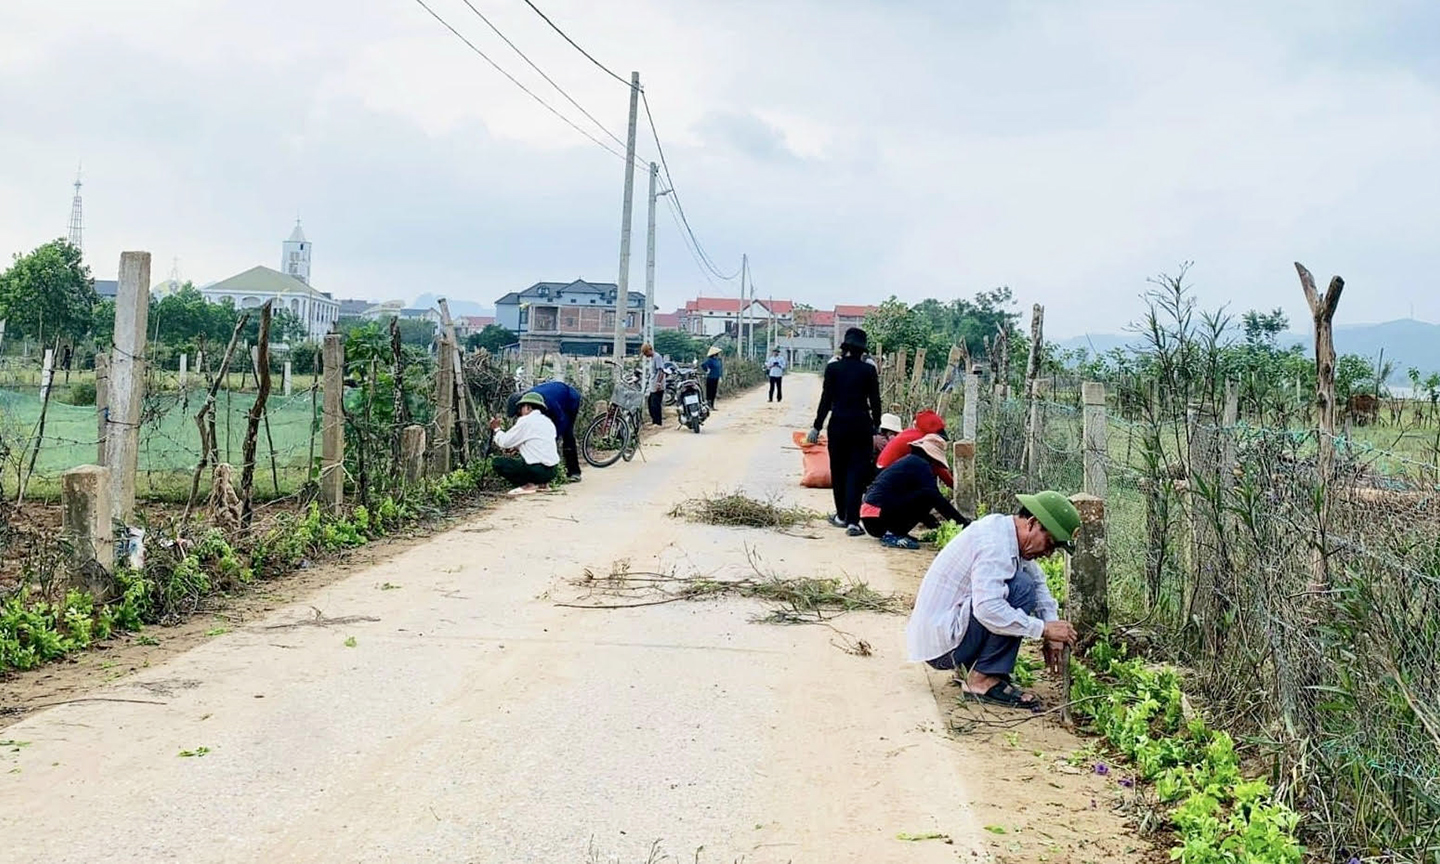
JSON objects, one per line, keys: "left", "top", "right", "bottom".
{"left": 0, "top": 376, "right": 996, "bottom": 863}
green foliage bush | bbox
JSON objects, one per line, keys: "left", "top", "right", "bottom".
{"left": 65, "top": 381, "right": 97, "bottom": 406}
{"left": 1071, "top": 638, "right": 1304, "bottom": 864}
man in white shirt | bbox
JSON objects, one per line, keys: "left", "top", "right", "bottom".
{"left": 766, "top": 347, "right": 786, "bottom": 402}
{"left": 488, "top": 392, "right": 560, "bottom": 496}
{"left": 905, "top": 491, "right": 1081, "bottom": 708}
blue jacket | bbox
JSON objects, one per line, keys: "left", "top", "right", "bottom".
{"left": 700, "top": 356, "right": 723, "bottom": 380}
{"left": 530, "top": 381, "right": 582, "bottom": 436}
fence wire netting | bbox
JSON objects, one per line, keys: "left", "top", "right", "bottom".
{"left": 971, "top": 376, "right": 1440, "bottom": 861}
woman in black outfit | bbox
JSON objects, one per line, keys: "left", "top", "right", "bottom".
{"left": 807, "top": 327, "right": 882, "bottom": 536}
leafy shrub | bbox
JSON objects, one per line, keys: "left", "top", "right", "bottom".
{"left": 66, "top": 381, "right": 97, "bottom": 405}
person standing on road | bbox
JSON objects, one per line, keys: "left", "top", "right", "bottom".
{"left": 807, "top": 327, "right": 882, "bottom": 536}
{"left": 766, "top": 347, "right": 786, "bottom": 403}
{"left": 489, "top": 392, "right": 560, "bottom": 495}
{"left": 642, "top": 343, "right": 666, "bottom": 426}
{"left": 905, "top": 490, "right": 1081, "bottom": 708}
{"left": 860, "top": 434, "right": 968, "bottom": 548}
{"left": 509, "top": 379, "right": 583, "bottom": 483}
{"left": 700, "top": 345, "right": 723, "bottom": 409}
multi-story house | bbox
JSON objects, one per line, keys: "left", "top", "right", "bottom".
{"left": 495, "top": 279, "right": 648, "bottom": 356}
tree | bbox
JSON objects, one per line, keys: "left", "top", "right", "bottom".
{"left": 653, "top": 329, "right": 703, "bottom": 362}
{"left": 466, "top": 324, "right": 517, "bottom": 354}
{"left": 1241, "top": 308, "right": 1288, "bottom": 349}
{"left": 0, "top": 239, "right": 98, "bottom": 345}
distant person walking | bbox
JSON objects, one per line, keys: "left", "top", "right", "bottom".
{"left": 766, "top": 347, "right": 786, "bottom": 402}
{"left": 642, "top": 343, "right": 666, "bottom": 426}
{"left": 807, "top": 327, "right": 882, "bottom": 536}
{"left": 700, "top": 346, "right": 723, "bottom": 409}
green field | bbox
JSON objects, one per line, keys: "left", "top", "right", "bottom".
{"left": 0, "top": 385, "right": 319, "bottom": 501}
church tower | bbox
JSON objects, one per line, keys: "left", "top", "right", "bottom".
{"left": 281, "top": 218, "right": 311, "bottom": 284}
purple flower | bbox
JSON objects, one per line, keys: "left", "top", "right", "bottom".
{"left": 1093, "top": 762, "right": 1110, "bottom": 776}
{"left": 1119, "top": 777, "right": 1135, "bottom": 788}
{"left": 1348, "top": 858, "right": 1361, "bottom": 864}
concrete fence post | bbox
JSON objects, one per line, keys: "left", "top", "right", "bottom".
{"left": 401, "top": 425, "right": 427, "bottom": 485}
{"left": 1082, "top": 382, "right": 1108, "bottom": 499}
{"left": 952, "top": 440, "right": 977, "bottom": 521}
{"left": 963, "top": 367, "right": 980, "bottom": 441}
{"left": 431, "top": 337, "right": 455, "bottom": 475}
{"left": 283, "top": 360, "right": 293, "bottom": 397}
{"left": 179, "top": 352, "right": 188, "bottom": 389}
{"left": 62, "top": 464, "right": 113, "bottom": 597}
{"left": 103, "top": 251, "right": 151, "bottom": 525}
{"left": 321, "top": 333, "right": 345, "bottom": 512}
{"left": 1068, "top": 493, "right": 1109, "bottom": 631}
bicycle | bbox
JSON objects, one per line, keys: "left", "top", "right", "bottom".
{"left": 582, "top": 362, "right": 644, "bottom": 468}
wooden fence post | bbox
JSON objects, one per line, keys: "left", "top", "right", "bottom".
{"left": 321, "top": 333, "right": 345, "bottom": 512}
{"left": 952, "top": 440, "right": 977, "bottom": 520}
{"left": 431, "top": 337, "right": 455, "bottom": 475}
{"left": 935, "top": 345, "right": 963, "bottom": 416}
{"left": 1222, "top": 380, "right": 1238, "bottom": 486}
{"left": 1187, "top": 400, "right": 1222, "bottom": 649}
{"left": 1296, "top": 263, "right": 1343, "bottom": 595}
{"left": 1082, "top": 382, "right": 1108, "bottom": 498}
{"left": 437, "top": 299, "right": 473, "bottom": 462}
{"left": 1022, "top": 303, "right": 1045, "bottom": 483}
{"left": 401, "top": 425, "right": 427, "bottom": 485}
{"left": 104, "top": 251, "right": 151, "bottom": 525}
{"left": 1068, "top": 493, "right": 1109, "bottom": 632}
{"left": 95, "top": 353, "right": 109, "bottom": 464}
{"left": 909, "top": 347, "right": 927, "bottom": 395}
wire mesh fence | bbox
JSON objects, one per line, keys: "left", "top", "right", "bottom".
{"left": 972, "top": 385, "right": 1440, "bottom": 860}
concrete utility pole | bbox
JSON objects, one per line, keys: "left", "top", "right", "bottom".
{"left": 613, "top": 71, "right": 641, "bottom": 360}
{"left": 738, "top": 253, "right": 748, "bottom": 359}
{"left": 644, "top": 162, "right": 658, "bottom": 348}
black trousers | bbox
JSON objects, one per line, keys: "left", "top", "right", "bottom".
{"left": 705, "top": 378, "right": 719, "bottom": 408}
{"left": 558, "top": 425, "right": 581, "bottom": 477}
{"left": 827, "top": 420, "right": 874, "bottom": 525}
{"left": 647, "top": 390, "right": 664, "bottom": 425}
{"left": 861, "top": 502, "right": 937, "bottom": 539}
{"left": 493, "top": 456, "right": 557, "bottom": 488}
{"left": 768, "top": 377, "right": 783, "bottom": 401}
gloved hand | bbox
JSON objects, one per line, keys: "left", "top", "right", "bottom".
{"left": 805, "top": 427, "right": 821, "bottom": 446}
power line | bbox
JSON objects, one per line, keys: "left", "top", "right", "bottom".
{"left": 518, "top": 0, "right": 630, "bottom": 87}
{"left": 641, "top": 90, "right": 741, "bottom": 281}
{"left": 660, "top": 193, "right": 720, "bottom": 289}
{"left": 410, "top": 0, "right": 631, "bottom": 163}
{"left": 453, "top": 0, "right": 630, "bottom": 153}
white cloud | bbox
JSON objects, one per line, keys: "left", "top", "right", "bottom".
{"left": 0, "top": 0, "right": 1436, "bottom": 338}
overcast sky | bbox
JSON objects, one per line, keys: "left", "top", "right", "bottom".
{"left": 2, "top": 0, "right": 1436, "bottom": 338}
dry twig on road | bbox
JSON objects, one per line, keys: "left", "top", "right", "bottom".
{"left": 667, "top": 491, "right": 818, "bottom": 531}
{"left": 557, "top": 550, "right": 904, "bottom": 625}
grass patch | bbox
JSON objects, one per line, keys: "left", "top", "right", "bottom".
{"left": 667, "top": 492, "right": 817, "bottom": 530}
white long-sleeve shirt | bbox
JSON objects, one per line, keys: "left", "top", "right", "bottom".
{"left": 493, "top": 411, "right": 560, "bottom": 467}
{"left": 905, "top": 513, "right": 1059, "bottom": 662}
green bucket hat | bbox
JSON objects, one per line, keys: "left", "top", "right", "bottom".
{"left": 516, "top": 391, "right": 547, "bottom": 411}
{"left": 1015, "top": 490, "right": 1081, "bottom": 552}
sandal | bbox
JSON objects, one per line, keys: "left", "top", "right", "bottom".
{"left": 964, "top": 680, "right": 1041, "bottom": 710}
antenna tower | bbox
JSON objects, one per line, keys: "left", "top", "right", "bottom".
{"left": 67, "top": 167, "right": 84, "bottom": 252}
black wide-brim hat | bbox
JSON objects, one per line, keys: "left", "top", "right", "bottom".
{"left": 841, "top": 327, "right": 868, "bottom": 351}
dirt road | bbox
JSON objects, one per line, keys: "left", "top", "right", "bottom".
{"left": 0, "top": 374, "right": 992, "bottom": 863}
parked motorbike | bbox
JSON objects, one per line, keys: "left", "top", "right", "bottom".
{"left": 673, "top": 367, "right": 709, "bottom": 433}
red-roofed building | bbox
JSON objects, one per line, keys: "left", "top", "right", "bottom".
{"left": 454, "top": 315, "right": 495, "bottom": 340}
{"left": 653, "top": 311, "right": 683, "bottom": 330}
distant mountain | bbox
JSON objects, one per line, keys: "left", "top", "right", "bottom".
{"left": 411, "top": 293, "right": 493, "bottom": 317}
{"left": 1057, "top": 319, "right": 1440, "bottom": 380}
